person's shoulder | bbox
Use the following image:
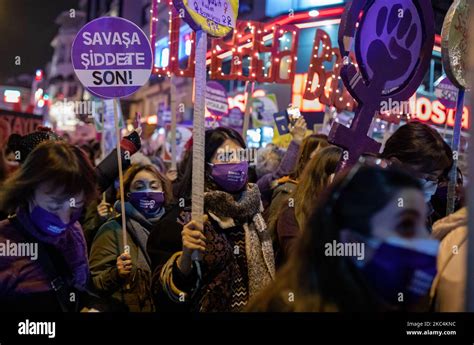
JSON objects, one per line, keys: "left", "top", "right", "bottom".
{"left": 439, "top": 224, "right": 468, "bottom": 254}
{"left": 94, "top": 218, "right": 121, "bottom": 240}
{"left": 273, "top": 179, "right": 297, "bottom": 193}
{"left": 149, "top": 204, "right": 188, "bottom": 241}
{"left": 0, "top": 218, "right": 33, "bottom": 269}
{"left": 0, "top": 217, "right": 27, "bottom": 242}
{"left": 162, "top": 203, "right": 191, "bottom": 225}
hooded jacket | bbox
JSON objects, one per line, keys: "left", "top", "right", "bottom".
{"left": 430, "top": 207, "right": 468, "bottom": 312}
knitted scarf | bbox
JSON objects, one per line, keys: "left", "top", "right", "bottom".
{"left": 115, "top": 201, "right": 163, "bottom": 311}
{"left": 204, "top": 183, "right": 275, "bottom": 301}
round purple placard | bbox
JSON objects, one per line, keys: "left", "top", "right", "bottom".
{"left": 435, "top": 76, "right": 459, "bottom": 109}
{"left": 357, "top": 0, "right": 423, "bottom": 92}
{"left": 71, "top": 17, "right": 153, "bottom": 99}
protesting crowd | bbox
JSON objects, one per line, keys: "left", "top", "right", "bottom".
{"left": 0, "top": 118, "right": 467, "bottom": 312}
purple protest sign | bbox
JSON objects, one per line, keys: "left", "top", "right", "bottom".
{"left": 221, "top": 107, "right": 244, "bottom": 133}
{"left": 356, "top": 0, "right": 423, "bottom": 93}
{"left": 72, "top": 17, "right": 153, "bottom": 99}
{"left": 330, "top": 0, "right": 434, "bottom": 169}
{"left": 435, "top": 76, "right": 459, "bottom": 109}
{"left": 206, "top": 81, "right": 229, "bottom": 117}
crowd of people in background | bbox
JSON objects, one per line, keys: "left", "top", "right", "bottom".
{"left": 0, "top": 119, "right": 467, "bottom": 312}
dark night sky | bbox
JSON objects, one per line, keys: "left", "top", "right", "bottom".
{"left": 0, "top": 0, "right": 79, "bottom": 84}
{"left": 0, "top": 0, "right": 451, "bottom": 85}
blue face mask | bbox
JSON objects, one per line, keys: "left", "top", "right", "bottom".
{"left": 419, "top": 178, "right": 438, "bottom": 203}
{"left": 30, "top": 206, "right": 82, "bottom": 236}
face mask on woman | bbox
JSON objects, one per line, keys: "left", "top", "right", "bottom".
{"left": 419, "top": 178, "right": 438, "bottom": 203}
{"left": 209, "top": 161, "right": 249, "bottom": 193}
{"left": 356, "top": 236, "right": 439, "bottom": 306}
{"left": 129, "top": 191, "right": 164, "bottom": 217}
{"left": 30, "top": 206, "right": 82, "bottom": 236}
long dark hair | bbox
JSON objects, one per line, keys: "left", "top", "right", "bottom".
{"left": 0, "top": 141, "right": 97, "bottom": 213}
{"left": 294, "top": 146, "right": 342, "bottom": 229}
{"left": 247, "top": 166, "right": 422, "bottom": 312}
{"left": 289, "top": 134, "right": 329, "bottom": 180}
{"left": 173, "top": 127, "right": 246, "bottom": 200}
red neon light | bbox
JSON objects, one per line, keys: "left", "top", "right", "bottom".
{"left": 205, "top": 7, "right": 345, "bottom": 59}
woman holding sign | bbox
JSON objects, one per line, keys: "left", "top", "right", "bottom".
{"left": 89, "top": 164, "right": 172, "bottom": 312}
{"left": 147, "top": 127, "right": 275, "bottom": 312}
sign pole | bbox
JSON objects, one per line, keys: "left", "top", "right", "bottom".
{"left": 170, "top": 0, "right": 239, "bottom": 270}
{"left": 101, "top": 113, "right": 107, "bottom": 203}
{"left": 242, "top": 81, "right": 254, "bottom": 141}
{"left": 113, "top": 98, "right": 128, "bottom": 254}
{"left": 467, "top": 1, "right": 474, "bottom": 310}
{"left": 446, "top": 89, "right": 465, "bottom": 215}
{"left": 191, "top": 30, "right": 207, "bottom": 262}
{"left": 170, "top": 76, "right": 178, "bottom": 171}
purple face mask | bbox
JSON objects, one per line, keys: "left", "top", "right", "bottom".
{"left": 210, "top": 161, "right": 249, "bottom": 193}
{"left": 30, "top": 206, "right": 82, "bottom": 236}
{"left": 358, "top": 237, "right": 439, "bottom": 306}
{"left": 129, "top": 191, "right": 164, "bottom": 216}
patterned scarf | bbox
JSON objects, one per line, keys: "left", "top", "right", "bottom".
{"left": 204, "top": 184, "right": 275, "bottom": 303}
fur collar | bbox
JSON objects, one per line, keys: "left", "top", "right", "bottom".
{"left": 204, "top": 183, "right": 262, "bottom": 221}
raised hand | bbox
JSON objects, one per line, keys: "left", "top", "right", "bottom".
{"left": 367, "top": 5, "right": 418, "bottom": 82}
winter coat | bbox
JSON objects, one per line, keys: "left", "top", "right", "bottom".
{"left": 275, "top": 203, "right": 299, "bottom": 267}
{"left": 89, "top": 202, "right": 163, "bottom": 312}
{"left": 430, "top": 207, "right": 468, "bottom": 312}
{"left": 257, "top": 140, "right": 300, "bottom": 209}
{"left": 0, "top": 208, "right": 90, "bottom": 312}
{"left": 148, "top": 184, "right": 275, "bottom": 312}
{"left": 265, "top": 178, "right": 297, "bottom": 229}
{"left": 264, "top": 178, "right": 298, "bottom": 265}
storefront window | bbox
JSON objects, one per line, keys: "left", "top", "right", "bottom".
{"left": 297, "top": 0, "right": 344, "bottom": 8}
{"left": 161, "top": 48, "right": 170, "bottom": 68}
